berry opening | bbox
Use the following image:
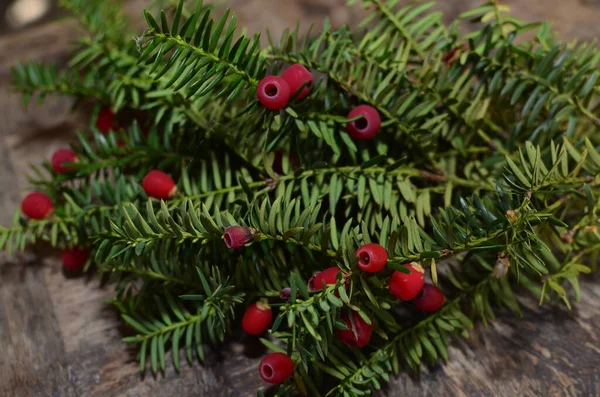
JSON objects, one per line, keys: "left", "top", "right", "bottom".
{"left": 355, "top": 117, "right": 368, "bottom": 130}
{"left": 359, "top": 252, "right": 370, "bottom": 265}
{"left": 265, "top": 84, "right": 278, "bottom": 97}
{"left": 223, "top": 232, "right": 232, "bottom": 248}
{"left": 262, "top": 364, "right": 274, "bottom": 378}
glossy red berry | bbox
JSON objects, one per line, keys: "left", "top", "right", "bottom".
{"left": 414, "top": 284, "right": 445, "bottom": 312}
{"left": 281, "top": 64, "right": 313, "bottom": 100}
{"left": 389, "top": 263, "right": 425, "bottom": 301}
{"left": 242, "top": 300, "right": 273, "bottom": 335}
{"left": 223, "top": 225, "right": 255, "bottom": 249}
{"left": 259, "top": 352, "right": 294, "bottom": 384}
{"left": 355, "top": 243, "right": 388, "bottom": 273}
{"left": 21, "top": 192, "right": 54, "bottom": 220}
{"left": 142, "top": 170, "right": 177, "bottom": 200}
{"left": 346, "top": 105, "right": 381, "bottom": 140}
{"left": 337, "top": 311, "right": 373, "bottom": 348}
{"left": 61, "top": 247, "right": 89, "bottom": 270}
{"left": 311, "top": 267, "right": 343, "bottom": 291}
{"left": 257, "top": 76, "right": 291, "bottom": 110}
{"left": 96, "top": 106, "right": 117, "bottom": 134}
{"left": 51, "top": 148, "right": 78, "bottom": 173}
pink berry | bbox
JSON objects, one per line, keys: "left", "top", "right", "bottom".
{"left": 223, "top": 225, "right": 254, "bottom": 249}
{"left": 281, "top": 64, "right": 313, "bottom": 100}
{"left": 413, "top": 284, "right": 445, "bottom": 312}
{"left": 355, "top": 243, "right": 388, "bottom": 273}
{"left": 257, "top": 76, "right": 291, "bottom": 110}
{"left": 21, "top": 192, "right": 54, "bottom": 220}
{"left": 242, "top": 301, "right": 273, "bottom": 335}
{"left": 61, "top": 247, "right": 90, "bottom": 270}
{"left": 142, "top": 170, "right": 177, "bottom": 200}
{"left": 258, "top": 352, "right": 294, "bottom": 384}
{"left": 389, "top": 263, "right": 425, "bottom": 301}
{"left": 337, "top": 311, "right": 373, "bottom": 348}
{"left": 51, "top": 148, "right": 78, "bottom": 173}
{"left": 346, "top": 105, "right": 381, "bottom": 140}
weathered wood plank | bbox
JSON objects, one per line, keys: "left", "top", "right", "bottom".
{"left": 0, "top": 127, "right": 78, "bottom": 397}
{"left": 382, "top": 280, "right": 600, "bottom": 397}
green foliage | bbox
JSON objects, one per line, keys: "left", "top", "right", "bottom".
{"left": 118, "top": 267, "right": 244, "bottom": 373}
{"left": 4, "top": 0, "right": 600, "bottom": 396}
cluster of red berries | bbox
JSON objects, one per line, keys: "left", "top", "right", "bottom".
{"left": 389, "top": 263, "right": 445, "bottom": 311}
{"left": 256, "top": 64, "right": 314, "bottom": 111}
{"left": 239, "top": 300, "right": 295, "bottom": 384}
{"left": 22, "top": 151, "right": 176, "bottom": 274}
{"left": 256, "top": 65, "right": 381, "bottom": 140}
{"left": 352, "top": 243, "right": 445, "bottom": 311}
{"left": 20, "top": 192, "right": 88, "bottom": 271}
{"left": 240, "top": 242, "right": 445, "bottom": 385}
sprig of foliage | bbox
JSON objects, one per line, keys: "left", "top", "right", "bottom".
{"left": 119, "top": 266, "right": 243, "bottom": 373}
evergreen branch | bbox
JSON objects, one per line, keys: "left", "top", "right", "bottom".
{"left": 368, "top": 0, "right": 426, "bottom": 57}
{"left": 327, "top": 292, "right": 470, "bottom": 395}
{"left": 104, "top": 264, "right": 200, "bottom": 289}
{"left": 59, "top": 0, "right": 128, "bottom": 40}
{"left": 6, "top": 1, "right": 600, "bottom": 395}
{"left": 139, "top": 2, "right": 265, "bottom": 100}
{"left": 120, "top": 268, "right": 243, "bottom": 374}
{"left": 11, "top": 63, "right": 106, "bottom": 105}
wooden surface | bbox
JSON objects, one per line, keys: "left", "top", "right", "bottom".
{"left": 1, "top": 1, "right": 600, "bottom": 396}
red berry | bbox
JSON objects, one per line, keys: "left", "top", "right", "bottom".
{"left": 281, "top": 64, "right": 313, "bottom": 100}
{"left": 337, "top": 311, "right": 373, "bottom": 348}
{"left": 61, "top": 247, "right": 90, "bottom": 270}
{"left": 96, "top": 106, "right": 117, "bottom": 134}
{"left": 389, "top": 263, "right": 425, "bottom": 301}
{"left": 355, "top": 243, "right": 388, "bottom": 273}
{"left": 311, "top": 267, "right": 343, "bottom": 291}
{"left": 51, "top": 148, "right": 78, "bottom": 173}
{"left": 223, "top": 225, "right": 254, "bottom": 249}
{"left": 413, "top": 284, "right": 445, "bottom": 312}
{"left": 242, "top": 300, "right": 273, "bottom": 335}
{"left": 346, "top": 105, "right": 381, "bottom": 140}
{"left": 258, "top": 352, "right": 294, "bottom": 384}
{"left": 21, "top": 192, "right": 54, "bottom": 220}
{"left": 257, "top": 76, "right": 291, "bottom": 110}
{"left": 142, "top": 170, "right": 177, "bottom": 200}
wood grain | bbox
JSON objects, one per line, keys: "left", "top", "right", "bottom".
{"left": 1, "top": 1, "right": 600, "bottom": 396}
